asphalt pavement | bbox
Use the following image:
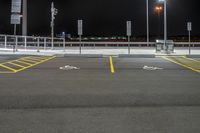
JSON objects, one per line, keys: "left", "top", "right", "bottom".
{"left": 0, "top": 56, "right": 200, "bottom": 133}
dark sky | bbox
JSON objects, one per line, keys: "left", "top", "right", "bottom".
{"left": 0, "top": 0, "right": 200, "bottom": 37}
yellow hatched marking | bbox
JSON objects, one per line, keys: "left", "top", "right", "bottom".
{"left": 0, "top": 56, "right": 55, "bottom": 74}
{"left": 31, "top": 56, "right": 49, "bottom": 60}
{"left": 0, "top": 64, "right": 17, "bottom": 72}
{"left": 14, "top": 60, "right": 33, "bottom": 65}
{"left": 0, "top": 71, "right": 15, "bottom": 74}
{"left": 15, "top": 56, "right": 56, "bottom": 73}
{"left": 0, "top": 56, "right": 56, "bottom": 74}
{"left": 25, "top": 57, "right": 44, "bottom": 62}
{"left": 8, "top": 62, "right": 25, "bottom": 68}
{"left": 162, "top": 56, "right": 200, "bottom": 73}
{"left": 20, "top": 58, "right": 38, "bottom": 63}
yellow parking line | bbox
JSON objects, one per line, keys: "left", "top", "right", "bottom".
{"left": 0, "top": 71, "right": 15, "bottom": 74}
{"left": 162, "top": 56, "right": 200, "bottom": 73}
{"left": 0, "top": 64, "right": 17, "bottom": 72}
{"left": 25, "top": 57, "right": 44, "bottom": 62}
{"left": 8, "top": 62, "right": 25, "bottom": 68}
{"left": 14, "top": 60, "right": 33, "bottom": 65}
{"left": 109, "top": 56, "right": 115, "bottom": 74}
{"left": 31, "top": 56, "right": 49, "bottom": 60}
{"left": 20, "top": 58, "right": 39, "bottom": 63}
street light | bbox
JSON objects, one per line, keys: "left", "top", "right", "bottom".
{"left": 155, "top": 5, "right": 163, "bottom": 38}
{"left": 155, "top": 6, "right": 163, "bottom": 14}
{"left": 51, "top": 2, "right": 58, "bottom": 49}
{"left": 158, "top": 0, "right": 167, "bottom": 52}
{"left": 22, "top": 0, "right": 27, "bottom": 36}
{"left": 146, "top": 0, "right": 149, "bottom": 46}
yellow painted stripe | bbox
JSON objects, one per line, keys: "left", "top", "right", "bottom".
{"left": 20, "top": 58, "right": 38, "bottom": 63}
{"left": 109, "top": 56, "right": 115, "bottom": 74}
{"left": 0, "top": 71, "right": 15, "bottom": 74}
{"left": 162, "top": 57, "right": 200, "bottom": 73}
{"left": 0, "top": 64, "right": 17, "bottom": 72}
{"left": 8, "top": 62, "right": 25, "bottom": 68}
{"left": 31, "top": 56, "right": 49, "bottom": 60}
{"left": 25, "top": 57, "right": 44, "bottom": 62}
{"left": 14, "top": 60, "right": 33, "bottom": 65}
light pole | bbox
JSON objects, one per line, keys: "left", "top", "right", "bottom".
{"left": 51, "top": 2, "right": 58, "bottom": 49}
{"left": 187, "top": 22, "right": 192, "bottom": 55}
{"left": 146, "top": 0, "right": 149, "bottom": 46}
{"left": 159, "top": 0, "right": 167, "bottom": 52}
{"left": 155, "top": 5, "right": 163, "bottom": 38}
{"left": 22, "top": 0, "right": 27, "bottom": 36}
{"left": 126, "top": 21, "right": 132, "bottom": 54}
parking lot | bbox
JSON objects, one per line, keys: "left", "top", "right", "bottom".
{"left": 0, "top": 55, "right": 200, "bottom": 133}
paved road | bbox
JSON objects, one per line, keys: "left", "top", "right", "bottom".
{"left": 0, "top": 56, "right": 200, "bottom": 133}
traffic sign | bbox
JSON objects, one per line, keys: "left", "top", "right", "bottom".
{"left": 11, "top": 14, "right": 21, "bottom": 24}
{"left": 187, "top": 22, "right": 192, "bottom": 31}
{"left": 78, "top": 20, "right": 83, "bottom": 36}
{"left": 127, "top": 21, "right": 132, "bottom": 36}
{"left": 11, "top": 0, "right": 22, "bottom": 13}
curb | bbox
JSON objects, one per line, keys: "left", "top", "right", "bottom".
{"left": 186, "top": 55, "right": 200, "bottom": 58}
{"left": 119, "top": 54, "right": 155, "bottom": 58}
{"left": 62, "top": 54, "right": 103, "bottom": 58}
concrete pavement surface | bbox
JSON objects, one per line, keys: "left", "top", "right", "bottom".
{"left": 0, "top": 56, "right": 200, "bottom": 133}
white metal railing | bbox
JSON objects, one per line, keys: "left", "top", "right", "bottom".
{"left": 0, "top": 34, "right": 200, "bottom": 54}
{"left": 0, "top": 34, "right": 65, "bottom": 51}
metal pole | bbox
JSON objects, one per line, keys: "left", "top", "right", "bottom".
{"left": 128, "top": 36, "right": 130, "bottom": 54}
{"left": 51, "top": 2, "right": 54, "bottom": 50}
{"left": 51, "top": 24, "right": 54, "bottom": 49}
{"left": 44, "top": 38, "right": 47, "bottom": 50}
{"left": 164, "top": 0, "right": 167, "bottom": 51}
{"left": 51, "top": 22, "right": 54, "bottom": 50}
{"left": 24, "top": 36, "right": 27, "bottom": 50}
{"left": 63, "top": 38, "right": 66, "bottom": 52}
{"left": 4, "top": 36, "right": 7, "bottom": 48}
{"left": 14, "top": 24, "right": 17, "bottom": 35}
{"left": 37, "top": 37, "right": 40, "bottom": 52}
{"left": 79, "top": 35, "right": 82, "bottom": 54}
{"left": 146, "top": 0, "right": 149, "bottom": 47}
{"left": 189, "top": 30, "right": 191, "bottom": 55}
{"left": 22, "top": 0, "right": 27, "bottom": 36}
{"left": 15, "top": 36, "right": 18, "bottom": 52}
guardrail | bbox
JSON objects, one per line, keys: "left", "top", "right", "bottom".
{"left": 0, "top": 34, "right": 200, "bottom": 54}
{"left": 0, "top": 34, "right": 65, "bottom": 51}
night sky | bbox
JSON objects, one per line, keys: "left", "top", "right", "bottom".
{"left": 0, "top": 0, "right": 200, "bottom": 37}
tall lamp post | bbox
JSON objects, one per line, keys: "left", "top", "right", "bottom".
{"left": 146, "top": 0, "right": 149, "bottom": 46}
{"left": 155, "top": 5, "right": 163, "bottom": 38}
{"left": 158, "top": 0, "right": 167, "bottom": 51}
{"left": 22, "top": 0, "right": 27, "bottom": 36}
{"left": 51, "top": 2, "right": 58, "bottom": 49}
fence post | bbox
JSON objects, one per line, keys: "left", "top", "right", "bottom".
{"left": 37, "top": 37, "right": 40, "bottom": 52}
{"left": 51, "top": 37, "right": 54, "bottom": 50}
{"left": 79, "top": 35, "right": 82, "bottom": 54}
{"left": 44, "top": 38, "right": 46, "bottom": 50}
{"left": 24, "top": 36, "right": 27, "bottom": 50}
{"left": 189, "top": 30, "right": 191, "bottom": 55}
{"left": 63, "top": 38, "right": 66, "bottom": 52}
{"left": 128, "top": 36, "right": 130, "bottom": 54}
{"left": 15, "top": 36, "right": 18, "bottom": 52}
{"left": 4, "top": 35, "right": 7, "bottom": 49}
